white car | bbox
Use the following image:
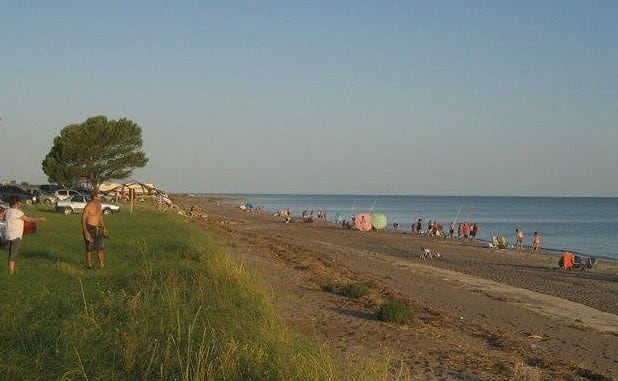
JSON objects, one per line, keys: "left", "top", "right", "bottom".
{"left": 54, "top": 189, "right": 83, "bottom": 201}
{"left": 55, "top": 195, "right": 120, "bottom": 215}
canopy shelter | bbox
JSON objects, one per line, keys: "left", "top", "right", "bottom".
{"left": 99, "top": 180, "right": 171, "bottom": 214}
{"left": 99, "top": 180, "right": 167, "bottom": 199}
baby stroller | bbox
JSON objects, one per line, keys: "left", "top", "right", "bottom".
{"left": 573, "top": 254, "right": 597, "bottom": 270}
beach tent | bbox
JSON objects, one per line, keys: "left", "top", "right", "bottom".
{"left": 371, "top": 213, "right": 388, "bottom": 230}
{"left": 353, "top": 213, "right": 372, "bottom": 232}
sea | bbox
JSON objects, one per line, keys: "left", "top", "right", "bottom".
{"left": 211, "top": 194, "right": 618, "bottom": 261}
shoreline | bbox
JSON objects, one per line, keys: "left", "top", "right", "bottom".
{"left": 172, "top": 194, "right": 618, "bottom": 379}
{"left": 180, "top": 193, "right": 618, "bottom": 262}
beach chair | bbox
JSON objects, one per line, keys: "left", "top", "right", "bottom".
{"left": 491, "top": 236, "right": 499, "bottom": 249}
{"left": 573, "top": 255, "right": 597, "bottom": 270}
{"left": 491, "top": 236, "right": 508, "bottom": 249}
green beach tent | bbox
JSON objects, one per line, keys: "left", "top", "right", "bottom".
{"left": 371, "top": 213, "right": 388, "bottom": 230}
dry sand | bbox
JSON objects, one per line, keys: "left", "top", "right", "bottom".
{"left": 173, "top": 195, "right": 618, "bottom": 380}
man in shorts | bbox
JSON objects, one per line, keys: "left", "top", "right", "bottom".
{"left": 82, "top": 191, "right": 108, "bottom": 269}
{"left": 515, "top": 229, "right": 524, "bottom": 251}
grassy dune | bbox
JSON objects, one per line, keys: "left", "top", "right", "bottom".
{"left": 0, "top": 204, "right": 343, "bottom": 380}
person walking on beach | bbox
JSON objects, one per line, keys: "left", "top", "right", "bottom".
{"left": 515, "top": 229, "right": 524, "bottom": 251}
{"left": 532, "top": 232, "right": 542, "bottom": 252}
{"left": 82, "top": 192, "right": 109, "bottom": 269}
{"left": 449, "top": 221, "right": 455, "bottom": 238}
{"left": 3, "top": 196, "right": 46, "bottom": 275}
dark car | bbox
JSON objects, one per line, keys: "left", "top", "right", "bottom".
{"left": 0, "top": 185, "right": 35, "bottom": 204}
{"left": 39, "top": 184, "right": 59, "bottom": 194}
{"left": 29, "top": 188, "right": 57, "bottom": 204}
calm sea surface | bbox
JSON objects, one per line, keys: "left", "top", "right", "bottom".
{"left": 210, "top": 194, "right": 618, "bottom": 260}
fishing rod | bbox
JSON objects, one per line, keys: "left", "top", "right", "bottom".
{"left": 466, "top": 206, "right": 474, "bottom": 221}
{"left": 453, "top": 204, "right": 463, "bottom": 223}
{"left": 369, "top": 199, "right": 377, "bottom": 213}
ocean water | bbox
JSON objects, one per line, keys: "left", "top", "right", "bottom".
{"left": 221, "top": 194, "right": 618, "bottom": 260}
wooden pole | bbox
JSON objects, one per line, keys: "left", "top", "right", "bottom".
{"left": 130, "top": 188, "right": 134, "bottom": 213}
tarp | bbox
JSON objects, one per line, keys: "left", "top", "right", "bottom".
{"left": 371, "top": 213, "right": 388, "bottom": 230}
{"left": 353, "top": 213, "right": 372, "bottom": 232}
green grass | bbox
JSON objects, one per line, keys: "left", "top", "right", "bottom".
{"left": 322, "top": 282, "right": 370, "bottom": 299}
{"left": 0, "top": 203, "right": 345, "bottom": 380}
{"left": 375, "top": 300, "right": 415, "bottom": 324}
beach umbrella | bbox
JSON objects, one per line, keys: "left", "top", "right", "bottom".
{"left": 371, "top": 213, "right": 388, "bottom": 230}
{"left": 353, "top": 213, "right": 372, "bottom": 232}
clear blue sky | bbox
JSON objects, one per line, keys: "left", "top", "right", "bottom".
{"left": 1, "top": 1, "right": 617, "bottom": 196}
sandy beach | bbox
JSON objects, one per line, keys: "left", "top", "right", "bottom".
{"left": 173, "top": 195, "right": 618, "bottom": 380}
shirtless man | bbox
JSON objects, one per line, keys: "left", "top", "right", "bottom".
{"left": 82, "top": 191, "right": 108, "bottom": 269}
{"left": 515, "top": 228, "right": 524, "bottom": 251}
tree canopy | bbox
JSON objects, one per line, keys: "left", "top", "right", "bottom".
{"left": 42, "top": 116, "right": 148, "bottom": 190}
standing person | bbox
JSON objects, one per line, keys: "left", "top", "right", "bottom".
{"left": 515, "top": 229, "right": 524, "bottom": 251}
{"left": 4, "top": 197, "right": 46, "bottom": 275}
{"left": 471, "top": 223, "right": 478, "bottom": 240}
{"left": 532, "top": 232, "right": 542, "bottom": 252}
{"left": 461, "top": 222, "right": 470, "bottom": 240}
{"left": 449, "top": 221, "right": 455, "bottom": 238}
{"left": 82, "top": 192, "right": 109, "bottom": 269}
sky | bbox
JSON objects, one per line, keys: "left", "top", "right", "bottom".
{"left": 1, "top": 1, "right": 617, "bottom": 196}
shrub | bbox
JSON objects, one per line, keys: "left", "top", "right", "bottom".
{"left": 321, "top": 282, "right": 337, "bottom": 293}
{"left": 322, "top": 282, "right": 369, "bottom": 299}
{"left": 339, "top": 282, "right": 370, "bottom": 298}
{"left": 376, "top": 300, "right": 414, "bottom": 323}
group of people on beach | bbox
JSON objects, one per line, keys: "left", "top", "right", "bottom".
{"left": 271, "top": 208, "right": 544, "bottom": 253}
{"left": 515, "top": 229, "right": 542, "bottom": 252}
{"left": 2, "top": 192, "right": 109, "bottom": 275}
{"left": 410, "top": 217, "right": 544, "bottom": 253}
{"left": 411, "top": 218, "right": 479, "bottom": 240}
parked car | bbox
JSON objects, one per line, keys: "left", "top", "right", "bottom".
{"left": 0, "top": 185, "right": 36, "bottom": 204}
{"left": 39, "top": 184, "right": 59, "bottom": 194}
{"left": 29, "top": 188, "right": 57, "bottom": 204}
{"left": 55, "top": 195, "right": 120, "bottom": 215}
{"left": 54, "top": 189, "right": 83, "bottom": 201}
